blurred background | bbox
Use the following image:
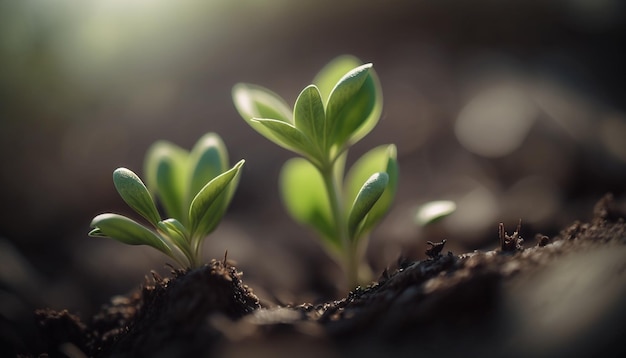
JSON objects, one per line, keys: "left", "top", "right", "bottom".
{"left": 1, "top": 0, "right": 625, "bottom": 351}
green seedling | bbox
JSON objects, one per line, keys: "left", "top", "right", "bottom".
{"left": 89, "top": 133, "right": 244, "bottom": 269}
{"left": 233, "top": 56, "right": 398, "bottom": 288}
{"left": 414, "top": 200, "right": 457, "bottom": 226}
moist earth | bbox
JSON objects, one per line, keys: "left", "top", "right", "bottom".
{"left": 31, "top": 194, "right": 626, "bottom": 357}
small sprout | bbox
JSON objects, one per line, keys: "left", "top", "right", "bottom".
{"left": 414, "top": 200, "right": 457, "bottom": 226}
{"left": 499, "top": 219, "right": 524, "bottom": 252}
{"left": 233, "top": 55, "right": 397, "bottom": 289}
{"left": 89, "top": 133, "right": 244, "bottom": 269}
{"left": 425, "top": 239, "right": 447, "bottom": 259}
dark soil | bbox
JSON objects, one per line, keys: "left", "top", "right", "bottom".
{"left": 30, "top": 194, "right": 626, "bottom": 358}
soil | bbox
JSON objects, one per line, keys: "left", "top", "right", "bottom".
{"left": 27, "top": 194, "right": 626, "bottom": 357}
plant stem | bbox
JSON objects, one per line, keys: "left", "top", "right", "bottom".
{"left": 189, "top": 238, "right": 202, "bottom": 268}
{"left": 321, "top": 165, "right": 358, "bottom": 289}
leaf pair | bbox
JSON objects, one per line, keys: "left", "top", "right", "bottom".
{"left": 89, "top": 133, "right": 244, "bottom": 268}
{"left": 232, "top": 55, "right": 383, "bottom": 167}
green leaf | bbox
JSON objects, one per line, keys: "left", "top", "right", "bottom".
{"left": 326, "top": 64, "right": 382, "bottom": 151}
{"left": 187, "top": 133, "right": 228, "bottom": 205}
{"left": 294, "top": 85, "right": 326, "bottom": 153}
{"left": 232, "top": 83, "right": 292, "bottom": 123}
{"left": 157, "top": 218, "right": 190, "bottom": 244}
{"left": 345, "top": 144, "right": 398, "bottom": 238}
{"left": 347, "top": 67, "right": 383, "bottom": 146}
{"left": 232, "top": 83, "right": 296, "bottom": 151}
{"left": 113, "top": 168, "right": 161, "bottom": 226}
{"left": 415, "top": 200, "right": 457, "bottom": 226}
{"left": 157, "top": 218, "right": 194, "bottom": 264}
{"left": 279, "top": 158, "right": 338, "bottom": 249}
{"left": 144, "top": 141, "right": 189, "bottom": 223}
{"left": 313, "top": 55, "right": 363, "bottom": 104}
{"left": 347, "top": 172, "right": 388, "bottom": 240}
{"left": 252, "top": 119, "right": 320, "bottom": 163}
{"left": 188, "top": 159, "right": 245, "bottom": 240}
{"left": 89, "top": 213, "right": 171, "bottom": 254}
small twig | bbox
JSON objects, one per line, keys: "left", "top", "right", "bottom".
{"left": 536, "top": 234, "right": 550, "bottom": 247}
{"left": 499, "top": 219, "right": 524, "bottom": 252}
{"left": 425, "top": 239, "right": 447, "bottom": 259}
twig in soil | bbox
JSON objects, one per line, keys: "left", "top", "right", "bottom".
{"left": 425, "top": 239, "right": 447, "bottom": 259}
{"left": 535, "top": 234, "right": 550, "bottom": 247}
{"left": 499, "top": 219, "right": 524, "bottom": 252}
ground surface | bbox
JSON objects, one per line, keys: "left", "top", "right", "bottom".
{"left": 2, "top": 3, "right": 625, "bottom": 357}
{"left": 2, "top": 5, "right": 626, "bottom": 356}
{"left": 29, "top": 194, "right": 626, "bottom": 358}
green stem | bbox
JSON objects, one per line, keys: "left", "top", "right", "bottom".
{"left": 190, "top": 237, "right": 202, "bottom": 268}
{"left": 320, "top": 164, "right": 358, "bottom": 289}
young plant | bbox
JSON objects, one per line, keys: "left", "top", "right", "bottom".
{"left": 89, "top": 133, "right": 244, "bottom": 269}
{"left": 414, "top": 200, "right": 457, "bottom": 226}
{"left": 232, "top": 56, "right": 398, "bottom": 288}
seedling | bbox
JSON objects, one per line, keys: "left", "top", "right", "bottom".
{"left": 89, "top": 133, "right": 245, "bottom": 269}
{"left": 414, "top": 200, "right": 457, "bottom": 226}
{"left": 232, "top": 56, "right": 398, "bottom": 288}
